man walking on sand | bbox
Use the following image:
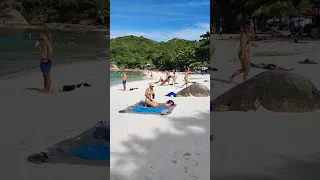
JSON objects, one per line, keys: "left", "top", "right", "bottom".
{"left": 38, "top": 32, "right": 52, "bottom": 93}
{"left": 121, "top": 72, "right": 127, "bottom": 91}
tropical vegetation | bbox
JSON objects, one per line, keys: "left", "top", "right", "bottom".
{"left": 0, "top": 0, "right": 109, "bottom": 26}
{"left": 211, "top": 0, "right": 320, "bottom": 33}
{"left": 110, "top": 33, "right": 210, "bottom": 71}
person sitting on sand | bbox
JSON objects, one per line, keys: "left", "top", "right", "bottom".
{"left": 165, "top": 71, "right": 170, "bottom": 79}
{"left": 121, "top": 72, "right": 127, "bottom": 91}
{"left": 160, "top": 75, "right": 172, "bottom": 86}
{"left": 155, "top": 77, "right": 164, "bottom": 83}
{"left": 172, "top": 72, "right": 177, "bottom": 84}
{"left": 145, "top": 84, "right": 158, "bottom": 107}
{"left": 181, "top": 69, "right": 189, "bottom": 88}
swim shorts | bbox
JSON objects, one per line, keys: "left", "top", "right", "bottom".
{"left": 40, "top": 60, "right": 51, "bottom": 73}
{"left": 122, "top": 80, "right": 127, "bottom": 85}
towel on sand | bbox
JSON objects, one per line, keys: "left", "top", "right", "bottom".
{"left": 72, "top": 144, "right": 110, "bottom": 160}
{"left": 119, "top": 101, "right": 177, "bottom": 115}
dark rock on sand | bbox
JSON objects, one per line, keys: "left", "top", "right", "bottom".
{"left": 211, "top": 70, "right": 320, "bottom": 112}
{"left": 177, "top": 83, "right": 210, "bottom": 97}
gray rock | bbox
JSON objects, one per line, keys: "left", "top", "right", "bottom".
{"left": 211, "top": 70, "right": 320, "bottom": 112}
{"left": 177, "top": 83, "right": 210, "bottom": 97}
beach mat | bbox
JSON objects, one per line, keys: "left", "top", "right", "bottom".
{"left": 72, "top": 144, "right": 110, "bottom": 160}
{"left": 119, "top": 101, "right": 177, "bottom": 115}
{"left": 39, "top": 121, "right": 109, "bottom": 166}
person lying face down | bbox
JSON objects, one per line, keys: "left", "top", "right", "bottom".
{"left": 145, "top": 84, "right": 158, "bottom": 107}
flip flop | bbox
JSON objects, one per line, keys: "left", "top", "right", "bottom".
{"left": 118, "top": 110, "right": 126, "bottom": 113}
{"left": 39, "top": 152, "right": 50, "bottom": 163}
{"left": 27, "top": 153, "right": 43, "bottom": 164}
{"left": 83, "top": 83, "right": 92, "bottom": 87}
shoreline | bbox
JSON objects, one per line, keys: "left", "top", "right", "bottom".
{"left": 0, "top": 23, "right": 109, "bottom": 32}
{"left": 0, "top": 59, "right": 107, "bottom": 82}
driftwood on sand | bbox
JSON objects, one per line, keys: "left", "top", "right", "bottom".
{"left": 211, "top": 70, "right": 320, "bottom": 113}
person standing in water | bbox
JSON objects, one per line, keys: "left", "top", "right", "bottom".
{"left": 38, "top": 32, "right": 53, "bottom": 92}
{"left": 229, "top": 20, "right": 253, "bottom": 83}
{"left": 121, "top": 72, "right": 127, "bottom": 91}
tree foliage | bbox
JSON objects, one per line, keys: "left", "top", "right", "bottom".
{"left": 0, "top": 0, "right": 109, "bottom": 26}
{"left": 110, "top": 34, "right": 209, "bottom": 71}
{"left": 211, "top": 0, "right": 314, "bottom": 32}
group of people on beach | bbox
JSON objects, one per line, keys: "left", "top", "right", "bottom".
{"left": 120, "top": 69, "right": 190, "bottom": 108}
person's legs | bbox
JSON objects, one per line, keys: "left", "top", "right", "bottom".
{"left": 230, "top": 56, "right": 246, "bottom": 82}
{"left": 43, "top": 73, "right": 51, "bottom": 91}
{"left": 153, "top": 101, "right": 159, "bottom": 107}
{"left": 145, "top": 98, "right": 157, "bottom": 107}
{"left": 42, "top": 73, "right": 47, "bottom": 90}
{"left": 122, "top": 81, "right": 126, "bottom": 91}
{"left": 242, "top": 55, "right": 251, "bottom": 82}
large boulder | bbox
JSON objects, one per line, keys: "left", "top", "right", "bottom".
{"left": 177, "top": 83, "right": 210, "bottom": 97}
{"left": 110, "top": 62, "right": 119, "bottom": 71}
{"left": 211, "top": 70, "right": 320, "bottom": 112}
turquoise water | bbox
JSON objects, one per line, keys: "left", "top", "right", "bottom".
{"left": 0, "top": 29, "right": 108, "bottom": 76}
{"left": 110, "top": 71, "right": 144, "bottom": 86}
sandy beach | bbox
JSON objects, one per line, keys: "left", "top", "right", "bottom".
{"left": 0, "top": 60, "right": 109, "bottom": 180}
{"left": 110, "top": 71, "right": 210, "bottom": 179}
{"left": 211, "top": 36, "right": 320, "bottom": 179}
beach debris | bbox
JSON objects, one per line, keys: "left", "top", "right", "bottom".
{"left": 177, "top": 83, "right": 209, "bottom": 97}
{"left": 211, "top": 70, "right": 320, "bottom": 112}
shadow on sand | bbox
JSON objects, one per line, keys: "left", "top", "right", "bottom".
{"left": 25, "top": 88, "right": 45, "bottom": 92}
{"left": 111, "top": 111, "right": 210, "bottom": 179}
{"left": 44, "top": 125, "right": 109, "bottom": 167}
{"left": 211, "top": 153, "right": 320, "bottom": 180}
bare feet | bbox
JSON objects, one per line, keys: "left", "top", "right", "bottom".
{"left": 229, "top": 76, "right": 233, "bottom": 84}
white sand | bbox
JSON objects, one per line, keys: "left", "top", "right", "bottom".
{"left": 211, "top": 37, "right": 320, "bottom": 179}
{"left": 110, "top": 71, "right": 210, "bottom": 179}
{"left": 0, "top": 61, "right": 109, "bottom": 180}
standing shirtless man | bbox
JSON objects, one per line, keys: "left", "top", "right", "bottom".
{"left": 39, "top": 32, "right": 53, "bottom": 92}
{"left": 229, "top": 21, "right": 252, "bottom": 83}
{"left": 121, "top": 72, "right": 127, "bottom": 91}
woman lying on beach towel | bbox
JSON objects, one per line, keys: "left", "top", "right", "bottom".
{"left": 145, "top": 84, "right": 158, "bottom": 107}
{"left": 250, "top": 63, "right": 293, "bottom": 71}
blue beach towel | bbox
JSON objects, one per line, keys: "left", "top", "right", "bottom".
{"left": 72, "top": 144, "right": 110, "bottom": 160}
{"left": 133, "top": 107, "right": 164, "bottom": 113}
{"left": 165, "top": 92, "right": 177, "bottom": 97}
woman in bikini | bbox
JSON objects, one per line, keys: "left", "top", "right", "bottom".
{"left": 145, "top": 84, "right": 158, "bottom": 107}
{"left": 229, "top": 21, "right": 252, "bottom": 83}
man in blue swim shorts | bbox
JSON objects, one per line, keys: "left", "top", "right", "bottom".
{"left": 121, "top": 72, "right": 127, "bottom": 91}
{"left": 38, "top": 32, "right": 53, "bottom": 93}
